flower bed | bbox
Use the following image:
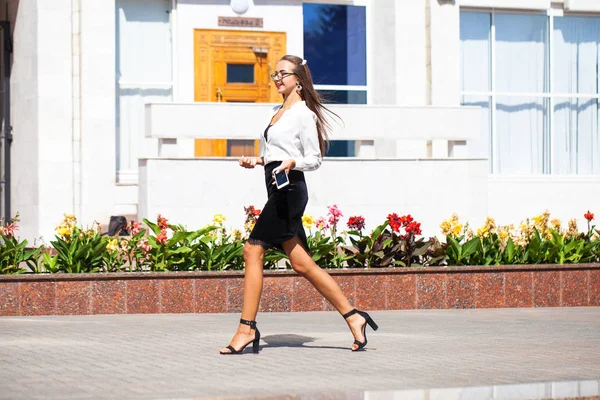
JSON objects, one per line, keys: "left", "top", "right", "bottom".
{"left": 0, "top": 208, "right": 599, "bottom": 316}
{"left": 1, "top": 207, "right": 599, "bottom": 273}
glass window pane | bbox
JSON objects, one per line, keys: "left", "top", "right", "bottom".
{"left": 460, "top": 12, "right": 491, "bottom": 92}
{"left": 303, "top": 4, "right": 366, "bottom": 86}
{"left": 116, "top": 0, "right": 172, "bottom": 82}
{"left": 318, "top": 90, "right": 367, "bottom": 104}
{"left": 462, "top": 96, "right": 492, "bottom": 166}
{"left": 326, "top": 141, "right": 355, "bottom": 157}
{"left": 227, "top": 64, "right": 254, "bottom": 83}
{"left": 553, "top": 16, "right": 600, "bottom": 94}
{"left": 495, "top": 14, "right": 548, "bottom": 93}
{"left": 496, "top": 96, "right": 549, "bottom": 174}
{"left": 553, "top": 97, "right": 600, "bottom": 174}
{"left": 316, "top": 89, "right": 365, "bottom": 157}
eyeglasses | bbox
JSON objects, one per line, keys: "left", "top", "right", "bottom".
{"left": 270, "top": 70, "right": 296, "bottom": 81}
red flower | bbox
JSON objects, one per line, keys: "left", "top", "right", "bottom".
{"left": 399, "top": 215, "right": 414, "bottom": 227}
{"left": 387, "top": 213, "right": 401, "bottom": 232}
{"left": 347, "top": 216, "right": 365, "bottom": 231}
{"left": 584, "top": 210, "right": 594, "bottom": 222}
{"left": 157, "top": 214, "right": 168, "bottom": 230}
{"left": 405, "top": 221, "right": 422, "bottom": 236}
{"left": 156, "top": 230, "right": 168, "bottom": 245}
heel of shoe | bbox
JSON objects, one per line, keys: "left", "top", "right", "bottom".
{"left": 358, "top": 310, "right": 378, "bottom": 331}
{"left": 367, "top": 317, "right": 379, "bottom": 331}
{"left": 252, "top": 338, "right": 260, "bottom": 353}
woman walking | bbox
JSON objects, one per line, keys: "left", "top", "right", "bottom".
{"left": 219, "top": 55, "right": 378, "bottom": 354}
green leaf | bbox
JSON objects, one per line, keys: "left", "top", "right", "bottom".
{"left": 462, "top": 237, "right": 481, "bottom": 259}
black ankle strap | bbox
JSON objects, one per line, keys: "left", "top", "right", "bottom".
{"left": 240, "top": 318, "right": 257, "bottom": 328}
{"left": 342, "top": 309, "right": 358, "bottom": 319}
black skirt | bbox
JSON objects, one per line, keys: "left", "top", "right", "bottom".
{"left": 248, "top": 161, "right": 310, "bottom": 252}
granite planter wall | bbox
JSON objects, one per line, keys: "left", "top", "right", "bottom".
{"left": 0, "top": 264, "right": 599, "bottom": 316}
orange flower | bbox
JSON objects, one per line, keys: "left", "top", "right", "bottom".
{"left": 584, "top": 210, "right": 594, "bottom": 222}
{"left": 157, "top": 214, "right": 168, "bottom": 230}
{"left": 156, "top": 230, "right": 167, "bottom": 245}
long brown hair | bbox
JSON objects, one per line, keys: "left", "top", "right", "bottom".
{"left": 280, "top": 55, "right": 341, "bottom": 157}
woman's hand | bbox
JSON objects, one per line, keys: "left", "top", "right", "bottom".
{"left": 239, "top": 156, "right": 260, "bottom": 169}
{"left": 276, "top": 159, "right": 296, "bottom": 175}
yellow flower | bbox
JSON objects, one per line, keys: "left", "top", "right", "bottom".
{"left": 302, "top": 214, "right": 315, "bottom": 230}
{"left": 212, "top": 213, "right": 226, "bottom": 225}
{"left": 520, "top": 219, "right": 534, "bottom": 238}
{"left": 106, "top": 239, "right": 118, "bottom": 253}
{"left": 120, "top": 239, "right": 129, "bottom": 251}
{"left": 565, "top": 218, "right": 579, "bottom": 239}
{"left": 244, "top": 220, "right": 255, "bottom": 234}
{"left": 232, "top": 229, "right": 243, "bottom": 241}
{"left": 476, "top": 225, "right": 489, "bottom": 238}
{"left": 498, "top": 228, "right": 509, "bottom": 242}
{"left": 532, "top": 210, "right": 551, "bottom": 231}
{"left": 466, "top": 228, "right": 474, "bottom": 240}
{"left": 56, "top": 226, "right": 72, "bottom": 239}
{"left": 476, "top": 216, "right": 496, "bottom": 239}
{"left": 440, "top": 214, "right": 463, "bottom": 238}
{"left": 550, "top": 218, "right": 561, "bottom": 231}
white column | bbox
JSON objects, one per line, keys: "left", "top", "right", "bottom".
{"left": 11, "top": 0, "right": 75, "bottom": 243}
{"left": 428, "top": 0, "right": 461, "bottom": 158}
{"left": 79, "top": 0, "right": 117, "bottom": 226}
{"left": 11, "top": 0, "right": 40, "bottom": 242}
{"left": 368, "top": 0, "right": 397, "bottom": 158}
{"left": 394, "top": 0, "right": 428, "bottom": 159}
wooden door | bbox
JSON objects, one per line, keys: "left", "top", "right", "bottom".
{"left": 194, "top": 30, "right": 286, "bottom": 157}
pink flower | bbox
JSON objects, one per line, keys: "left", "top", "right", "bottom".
{"left": 327, "top": 205, "right": 343, "bottom": 226}
{"left": 137, "top": 239, "right": 152, "bottom": 253}
{"left": 316, "top": 217, "right": 330, "bottom": 230}
{"left": 1, "top": 223, "right": 18, "bottom": 238}
{"left": 131, "top": 221, "right": 141, "bottom": 235}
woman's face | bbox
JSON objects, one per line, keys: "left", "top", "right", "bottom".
{"left": 271, "top": 60, "right": 298, "bottom": 96}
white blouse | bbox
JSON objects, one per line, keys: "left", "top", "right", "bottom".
{"left": 259, "top": 101, "right": 323, "bottom": 172}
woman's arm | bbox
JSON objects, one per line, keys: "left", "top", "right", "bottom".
{"left": 293, "top": 111, "right": 322, "bottom": 172}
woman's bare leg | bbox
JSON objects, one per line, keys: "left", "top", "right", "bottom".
{"left": 219, "top": 242, "right": 265, "bottom": 353}
{"left": 281, "top": 237, "right": 368, "bottom": 350}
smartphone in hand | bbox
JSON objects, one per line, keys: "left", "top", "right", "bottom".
{"left": 273, "top": 168, "right": 289, "bottom": 189}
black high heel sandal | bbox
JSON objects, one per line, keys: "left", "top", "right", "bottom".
{"left": 343, "top": 308, "right": 378, "bottom": 351}
{"left": 220, "top": 318, "right": 261, "bottom": 355}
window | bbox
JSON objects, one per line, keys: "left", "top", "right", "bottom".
{"left": 227, "top": 64, "right": 254, "bottom": 84}
{"left": 115, "top": 0, "right": 173, "bottom": 183}
{"left": 303, "top": 3, "right": 367, "bottom": 157}
{"left": 460, "top": 11, "right": 600, "bottom": 175}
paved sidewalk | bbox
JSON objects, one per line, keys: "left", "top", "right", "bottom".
{"left": 0, "top": 308, "right": 599, "bottom": 400}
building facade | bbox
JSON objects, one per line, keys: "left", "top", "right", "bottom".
{"left": 3, "top": 0, "right": 600, "bottom": 242}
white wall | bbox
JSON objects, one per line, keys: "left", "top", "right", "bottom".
{"left": 37, "top": 0, "right": 74, "bottom": 242}
{"left": 176, "top": 0, "right": 304, "bottom": 103}
{"left": 10, "top": 0, "right": 39, "bottom": 241}
{"left": 10, "top": 0, "right": 75, "bottom": 243}
{"left": 79, "top": 0, "right": 117, "bottom": 228}
{"left": 488, "top": 176, "right": 600, "bottom": 231}
{"left": 139, "top": 158, "right": 489, "bottom": 238}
